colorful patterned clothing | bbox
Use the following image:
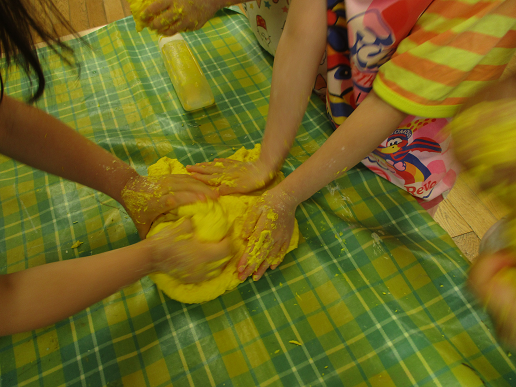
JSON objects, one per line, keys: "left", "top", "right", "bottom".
{"left": 244, "top": 1, "right": 328, "bottom": 98}
{"left": 333, "top": 0, "right": 516, "bottom": 210}
{"left": 244, "top": 1, "right": 290, "bottom": 57}
{"left": 375, "top": 0, "right": 516, "bottom": 118}
{"left": 245, "top": 0, "right": 516, "bottom": 211}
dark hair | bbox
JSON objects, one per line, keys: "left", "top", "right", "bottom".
{"left": 0, "top": 0, "right": 79, "bottom": 103}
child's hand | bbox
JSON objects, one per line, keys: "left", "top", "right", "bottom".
{"left": 146, "top": 218, "right": 233, "bottom": 283}
{"left": 186, "top": 159, "right": 275, "bottom": 195}
{"left": 469, "top": 249, "right": 516, "bottom": 348}
{"left": 121, "top": 174, "right": 218, "bottom": 239}
{"left": 141, "top": 0, "right": 222, "bottom": 35}
{"left": 237, "top": 187, "right": 298, "bottom": 281}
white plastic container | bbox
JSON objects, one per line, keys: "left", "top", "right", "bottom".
{"left": 158, "top": 35, "right": 215, "bottom": 111}
{"left": 479, "top": 217, "right": 509, "bottom": 254}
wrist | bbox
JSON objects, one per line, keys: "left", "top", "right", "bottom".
{"left": 136, "top": 239, "right": 158, "bottom": 275}
{"left": 258, "top": 155, "right": 288, "bottom": 188}
{"left": 114, "top": 167, "right": 140, "bottom": 207}
{"left": 254, "top": 158, "right": 277, "bottom": 181}
{"left": 270, "top": 183, "right": 301, "bottom": 208}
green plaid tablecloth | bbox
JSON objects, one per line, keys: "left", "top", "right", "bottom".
{"left": 1, "top": 10, "right": 515, "bottom": 387}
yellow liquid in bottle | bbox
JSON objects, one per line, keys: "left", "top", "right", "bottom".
{"left": 161, "top": 40, "right": 215, "bottom": 111}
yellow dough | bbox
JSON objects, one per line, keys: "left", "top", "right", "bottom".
{"left": 126, "top": 0, "right": 153, "bottom": 32}
{"left": 146, "top": 145, "right": 300, "bottom": 304}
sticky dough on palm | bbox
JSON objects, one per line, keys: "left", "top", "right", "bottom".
{"left": 146, "top": 144, "right": 300, "bottom": 304}
{"left": 447, "top": 99, "right": 516, "bottom": 251}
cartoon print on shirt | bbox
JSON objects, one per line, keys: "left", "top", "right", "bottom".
{"left": 326, "top": 0, "right": 355, "bottom": 125}
{"left": 256, "top": 15, "right": 272, "bottom": 47}
{"left": 366, "top": 118, "right": 442, "bottom": 196}
{"left": 322, "top": 0, "right": 454, "bottom": 206}
{"left": 348, "top": 10, "right": 394, "bottom": 70}
{"left": 313, "top": 51, "right": 328, "bottom": 100}
{"left": 348, "top": 9, "right": 395, "bottom": 102}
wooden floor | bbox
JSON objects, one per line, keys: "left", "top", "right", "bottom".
{"left": 52, "top": 0, "right": 132, "bottom": 33}
{"left": 45, "top": 0, "right": 508, "bottom": 262}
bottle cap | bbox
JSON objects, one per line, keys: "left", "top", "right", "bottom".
{"left": 158, "top": 34, "right": 185, "bottom": 50}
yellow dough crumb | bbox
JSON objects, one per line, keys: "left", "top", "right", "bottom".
{"left": 289, "top": 340, "right": 302, "bottom": 346}
{"left": 146, "top": 144, "right": 300, "bottom": 304}
{"left": 71, "top": 241, "right": 83, "bottom": 249}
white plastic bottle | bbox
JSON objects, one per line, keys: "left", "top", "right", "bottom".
{"left": 158, "top": 35, "right": 215, "bottom": 111}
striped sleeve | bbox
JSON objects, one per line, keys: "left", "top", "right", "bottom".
{"left": 374, "top": 0, "right": 516, "bottom": 118}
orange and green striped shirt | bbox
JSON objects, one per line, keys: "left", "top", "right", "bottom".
{"left": 374, "top": 0, "right": 516, "bottom": 118}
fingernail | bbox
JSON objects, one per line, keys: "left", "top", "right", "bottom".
{"left": 238, "top": 265, "right": 245, "bottom": 273}
{"left": 253, "top": 275, "right": 259, "bottom": 281}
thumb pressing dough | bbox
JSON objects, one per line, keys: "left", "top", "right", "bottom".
{"left": 146, "top": 144, "right": 300, "bottom": 304}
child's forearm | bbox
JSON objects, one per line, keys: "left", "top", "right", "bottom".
{"left": 279, "top": 91, "right": 407, "bottom": 204}
{"left": 0, "top": 95, "right": 138, "bottom": 205}
{"left": 259, "top": 0, "right": 327, "bottom": 173}
{"left": 0, "top": 242, "right": 152, "bottom": 336}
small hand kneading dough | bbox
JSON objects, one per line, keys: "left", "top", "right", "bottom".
{"left": 146, "top": 144, "right": 300, "bottom": 304}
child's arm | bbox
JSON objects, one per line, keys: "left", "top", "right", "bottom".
{"left": 187, "top": 0, "right": 327, "bottom": 194}
{"left": 273, "top": 91, "right": 407, "bottom": 205}
{"left": 0, "top": 219, "right": 231, "bottom": 336}
{"left": 0, "top": 95, "right": 137, "bottom": 204}
{"left": 255, "top": 0, "right": 327, "bottom": 175}
{"left": 238, "top": 91, "right": 407, "bottom": 280}
{"left": 0, "top": 95, "right": 218, "bottom": 237}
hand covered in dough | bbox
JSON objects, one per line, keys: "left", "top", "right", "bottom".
{"left": 146, "top": 218, "right": 232, "bottom": 283}
{"left": 186, "top": 158, "right": 275, "bottom": 195}
{"left": 121, "top": 174, "right": 218, "bottom": 239}
{"left": 141, "top": 0, "right": 223, "bottom": 35}
{"left": 237, "top": 187, "right": 298, "bottom": 281}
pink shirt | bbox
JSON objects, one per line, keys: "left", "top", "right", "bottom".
{"left": 327, "top": 0, "right": 459, "bottom": 209}
{"left": 247, "top": 0, "right": 462, "bottom": 210}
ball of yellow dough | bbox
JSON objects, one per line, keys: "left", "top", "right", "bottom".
{"left": 146, "top": 145, "right": 300, "bottom": 304}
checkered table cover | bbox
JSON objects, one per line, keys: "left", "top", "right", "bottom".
{"left": 1, "top": 10, "right": 515, "bottom": 387}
